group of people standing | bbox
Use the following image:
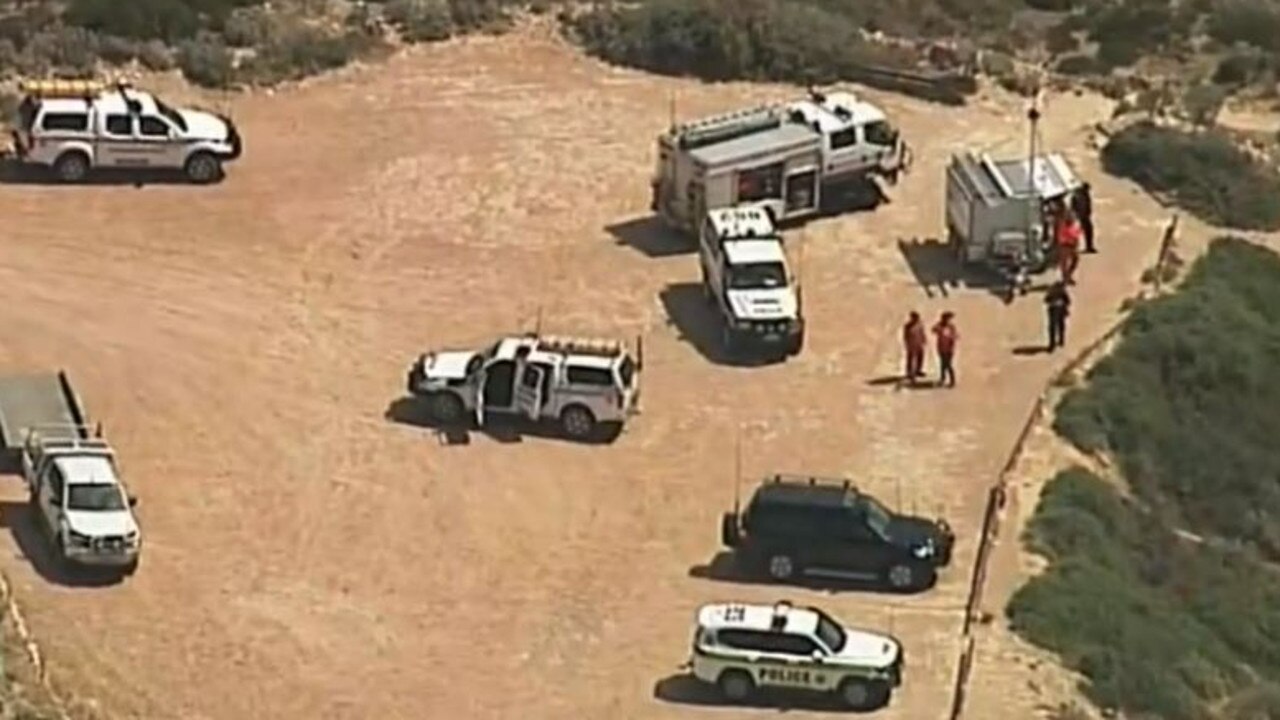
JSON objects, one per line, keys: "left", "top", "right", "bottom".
{"left": 897, "top": 182, "right": 1098, "bottom": 388}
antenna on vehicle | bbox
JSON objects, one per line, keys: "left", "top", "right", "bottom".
{"left": 534, "top": 305, "right": 543, "bottom": 335}
{"left": 896, "top": 476, "right": 903, "bottom": 513}
{"left": 668, "top": 90, "right": 677, "bottom": 132}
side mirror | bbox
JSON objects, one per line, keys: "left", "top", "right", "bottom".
{"left": 811, "top": 650, "right": 824, "bottom": 662}
{"left": 128, "top": 496, "right": 138, "bottom": 508}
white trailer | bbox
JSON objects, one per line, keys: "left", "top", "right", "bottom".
{"left": 945, "top": 150, "right": 1083, "bottom": 297}
{"left": 652, "top": 90, "right": 913, "bottom": 236}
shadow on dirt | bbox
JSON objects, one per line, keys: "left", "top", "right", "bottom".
{"left": 896, "top": 237, "right": 1021, "bottom": 300}
{"left": 607, "top": 216, "right": 691, "bottom": 258}
{"left": 0, "top": 501, "right": 126, "bottom": 588}
{"left": 0, "top": 159, "right": 220, "bottom": 187}
{"left": 688, "top": 551, "right": 929, "bottom": 594}
{"left": 658, "top": 283, "right": 785, "bottom": 368}
{"left": 653, "top": 673, "right": 887, "bottom": 712}
{"left": 814, "top": 178, "right": 888, "bottom": 218}
{"left": 383, "top": 397, "right": 621, "bottom": 445}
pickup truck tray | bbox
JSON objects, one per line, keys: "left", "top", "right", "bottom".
{"left": 0, "top": 371, "right": 90, "bottom": 458}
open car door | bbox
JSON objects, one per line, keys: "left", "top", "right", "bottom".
{"left": 514, "top": 364, "right": 545, "bottom": 421}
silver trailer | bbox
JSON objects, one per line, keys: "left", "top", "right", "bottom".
{"left": 944, "top": 150, "right": 1082, "bottom": 297}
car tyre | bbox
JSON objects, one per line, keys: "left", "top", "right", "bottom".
{"left": 123, "top": 557, "right": 140, "bottom": 576}
{"left": 838, "top": 677, "right": 889, "bottom": 710}
{"left": 184, "top": 152, "right": 222, "bottom": 184}
{"left": 560, "top": 405, "right": 597, "bottom": 440}
{"left": 717, "top": 669, "right": 755, "bottom": 703}
{"left": 766, "top": 552, "right": 795, "bottom": 581}
{"left": 53, "top": 152, "right": 89, "bottom": 183}
{"left": 884, "top": 561, "right": 931, "bottom": 592}
{"left": 426, "top": 393, "right": 465, "bottom": 425}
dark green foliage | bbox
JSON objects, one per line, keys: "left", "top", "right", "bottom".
{"left": 1100, "top": 123, "right": 1280, "bottom": 230}
{"left": 176, "top": 32, "right": 235, "bottom": 87}
{"left": 1054, "top": 53, "right": 1105, "bottom": 75}
{"left": 382, "top": 0, "right": 521, "bottom": 43}
{"left": 1208, "top": 0, "right": 1280, "bottom": 54}
{"left": 1009, "top": 466, "right": 1280, "bottom": 720}
{"left": 1055, "top": 237, "right": 1280, "bottom": 552}
{"left": 240, "top": 25, "right": 377, "bottom": 85}
{"left": 1213, "top": 47, "right": 1272, "bottom": 86}
{"left": 566, "top": 0, "right": 926, "bottom": 86}
{"left": 63, "top": 0, "right": 264, "bottom": 42}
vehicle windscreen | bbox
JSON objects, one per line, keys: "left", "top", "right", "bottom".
{"left": 154, "top": 98, "right": 188, "bottom": 132}
{"left": 728, "top": 261, "right": 787, "bottom": 290}
{"left": 864, "top": 120, "right": 897, "bottom": 147}
{"left": 814, "top": 610, "right": 847, "bottom": 653}
{"left": 862, "top": 495, "right": 892, "bottom": 538}
{"left": 67, "top": 485, "right": 127, "bottom": 511}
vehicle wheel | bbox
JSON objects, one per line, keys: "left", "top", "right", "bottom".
{"left": 767, "top": 553, "right": 795, "bottom": 581}
{"left": 717, "top": 669, "right": 755, "bottom": 703}
{"left": 721, "top": 325, "right": 737, "bottom": 355}
{"left": 885, "top": 562, "right": 931, "bottom": 592}
{"left": 788, "top": 333, "right": 804, "bottom": 357}
{"left": 426, "top": 393, "right": 465, "bottom": 424}
{"left": 184, "top": 152, "right": 221, "bottom": 184}
{"left": 123, "top": 557, "right": 140, "bottom": 576}
{"left": 560, "top": 405, "right": 597, "bottom": 440}
{"left": 837, "top": 678, "right": 889, "bottom": 710}
{"left": 53, "top": 152, "right": 89, "bottom": 183}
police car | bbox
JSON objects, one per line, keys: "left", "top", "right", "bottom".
{"left": 687, "top": 600, "right": 903, "bottom": 710}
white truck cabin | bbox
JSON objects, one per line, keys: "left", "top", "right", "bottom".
{"left": 700, "top": 204, "right": 782, "bottom": 247}
{"left": 33, "top": 450, "right": 141, "bottom": 570}
{"left": 785, "top": 91, "right": 904, "bottom": 184}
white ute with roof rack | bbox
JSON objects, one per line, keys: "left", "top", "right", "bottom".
{"left": 698, "top": 205, "right": 804, "bottom": 358}
{"left": 0, "top": 371, "right": 141, "bottom": 576}
{"left": 653, "top": 89, "right": 913, "bottom": 235}
{"left": 9, "top": 79, "right": 243, "bottom": 184}
{"left": 406, "top": 333, "right": 642, "bottom": 442}
{"left": 686, "top": 600, "right": 904, "bottom": 710}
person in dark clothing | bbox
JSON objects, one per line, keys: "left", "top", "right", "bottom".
{"left": 1071, "top": 183, "right": 1095, "bottom": 253}
{"left": 902, "top": 311, "right": 927, "bottom": 384}
{"left": 1045, "top": 281, "right": 1071, "bottom": 351}
{"left": 932, "top": 312, "right": 958, "bottom": 388}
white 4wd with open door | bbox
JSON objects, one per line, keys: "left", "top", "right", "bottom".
{"left": 10, "top": 79, "right": 242, "bottom": 184}
{"left": 687, "top": 600, "right": 903, "bottom": 710}
{"left": 406, "top": 333, "right": 642, "bottom": 442}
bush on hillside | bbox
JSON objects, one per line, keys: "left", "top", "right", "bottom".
{"left": 567, "top": 0, "right": 924, "bottom": 86}
{"left": 1055, "top": 237, "right": 1280, "bottom": 554}
{"left": 1009, "top": 466, "right": 1280, "bottom": 720}
{"left": 382, "top": 0, "right": 520, "bottom": 42}
{"left": 239, "top": 23, "right": 378, "bottom": 85}
{"left": 1101, "top": 123, "right": 1280, "bottom": 230}
{"left": 177, "top": 33, "right": 235, "bottom": 88}
{"left": 1208, "top": 0, "right": 1280, "bottom": 54}
{"left": 63, "top": 0, "right": 265, "bottom": 43}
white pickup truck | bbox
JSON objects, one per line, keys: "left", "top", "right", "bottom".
{"left": 0, "top": 372, "right": 141, "bottom": 575}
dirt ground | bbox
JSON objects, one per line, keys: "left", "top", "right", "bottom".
{"left": 0, "top": 23, "right": 1183, "bottom": 720}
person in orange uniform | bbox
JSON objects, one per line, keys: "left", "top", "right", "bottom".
{"left": 932, "top": 312, "right": 959, "bottom": 388}
{"left": 1056, "top": 207, "right": 1082, "bottom": 285}
{"left": 902, "top": 311, "right": 927, "bottom": 385}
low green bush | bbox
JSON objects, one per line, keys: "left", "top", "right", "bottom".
{"left": 177, "top": 33, "right": 235, "bottom": 88}
{"left": 1101, "top": 123, "right": 1280, "bottom": 230}
{"left": 240, "top": 24, "right": 377, "bottom": 85}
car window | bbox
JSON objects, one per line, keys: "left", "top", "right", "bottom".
{"left": 565, "top": 365, "right": 613, "bottom": 386}
{"left": 863, "top": 120, "right": 897, "bottom": 147}
{"left": 766, "top": 633, "right": 820, "bottom": 656}
{"left": 520, "top": 365, "right": 541, "bottom": 388}
{"left": 40, "top": 112, "right": 89, "bottom": 132}
{"left": 813, "top": 609, "right": 847, "bottom": 653}
{"left": 617, "top": 355, "right": 636, "bottom": 388}
{"left": 153, "top": 98, "right": 188, "bottom": 132}
{"left": 829, "top": 128, "right": 856, "bottom": 149}
{"left": 47, "top": 465, "right": 65, "bottom": 497}
{"left": 139, "top": 116, "right": 170, "bottom": 137}
{"left": 717, "top": 629, "right": 771, "bottom": 653}
{"left": 727, "top": 261, "right": 787, "bottom": 290}
{"left": 67, "top": 484, "right": 127, "bottom": 511}
{"left": 104, "top": 114, "right": 133, "bottom": 136}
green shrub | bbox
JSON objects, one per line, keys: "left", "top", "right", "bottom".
{"left": 1213, "top": 47, "right": 1271, "bottom": 86}
{"left": 177, "top": 33, "right": 235, "bottom": 88}
{"left": 1085, "top": 0, "right": 1192, "bottom": 68}
{"left": 1100, "top": 123, "right": 1280, "bottom": 230}
{"left": 1055, "top": 237, "right": 1280, "bottom": 551}
{"left": 1055, "top": 53, "right": 1106, "bottom": 75}
{"left": 384, "top": 0, "right": 455, "bottom": 42}
{"left": 63, "top": 0, "right": 265, "bottom": 43}
{"left": 96, "top": 35, "right": 139, "bottom": 65}
{"left": 566, "top": 0, "right": 920, "bottom": 86}
{"left": 23, "top": 26, "right": 101, "bottom": 77}
{"left": 1009, "top": 463, "right": 1280, "bottom": 720}
{"left": 222, "top": 6, "right": 277, "bottom": 48}
{"left": 137, "top": 39, "right": 175, "bottom": 70}
{"left": 1208, "top": 0, "right": 1280, "bottom": 53}
{"left": 241, "top": 24, "right": 374, "bottom": 85}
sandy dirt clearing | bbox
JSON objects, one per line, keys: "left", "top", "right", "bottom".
{"left": 0, "top": 25, "right": 1180, "bottom": 720}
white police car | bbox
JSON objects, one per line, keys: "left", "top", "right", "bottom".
{"left": 686, "top": 600, "right": 903, "bottom": 710}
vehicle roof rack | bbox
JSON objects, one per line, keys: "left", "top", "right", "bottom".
{"left": 535, "top": 335, "right": 624, "bottom": 358}
{"left": 19, "top": 78, "right": 131, "bottom": 100}
{"left": 769, "top": 473, "right": 855, "bottom": 490}
{"left": 673, "top": 105, "right": 784, "bottom": 151}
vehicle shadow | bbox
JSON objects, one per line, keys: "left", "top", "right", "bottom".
{"left": 813, "top": 178, "right": 888, "bottom": 218}
{"left": 653, "top": 673, "right": 885, "bottom": 712}
{"left": 607, "top": 216, "right": 691, "bottom": 258}
{"left": 896, "top": 236, "right": 1015, "bottom": 301}
{"left": 383, "top": 396, "right": 621, "bottom": 445}
{"left": 0, "top": 160, "right": 218, "bottom": 187}
{"left": 0, "top": 501, "right": 124, "bottom": 588}
{"left": 688, "top": 551, "right": 933, "bottom": 595}
{"left": 658, "top": 283, "right": 782, "bottom": 368}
